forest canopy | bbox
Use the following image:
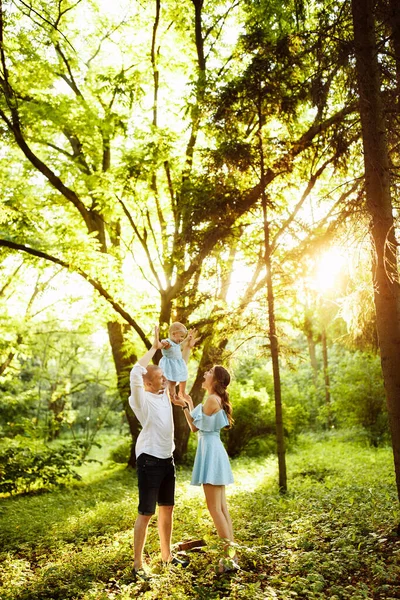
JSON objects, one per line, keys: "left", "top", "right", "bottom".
{"left": 0, "top": 0, "right": 399, "bottom": 493}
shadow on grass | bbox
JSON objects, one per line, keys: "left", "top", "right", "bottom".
{"left": 1, "top": 440, "right": 400, "bottom": 600}
{"left": 0, "top": 461, "right": 195, "bottom": 554}
{"left": 0, "top": 466, "right": 139, "bottom": 552}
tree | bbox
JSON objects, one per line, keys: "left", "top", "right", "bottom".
{"left": 0, "top": 0, "right": 255, "bottom": 462}
{"left": 199, "top": 0, "right": 363, "bottom": 488}
{"left": 0, "top": 0, "right": 365, "bottom": 467}
{"left": 352, "top": 0, "right": 400, "bottom": 507}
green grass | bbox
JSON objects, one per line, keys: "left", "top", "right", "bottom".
{"left": 0, "top": 433, "right": 399, "bottom": 599}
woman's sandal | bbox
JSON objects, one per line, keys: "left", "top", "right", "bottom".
{"left": 218, "top": 557, "right": 240, "bottom": 574}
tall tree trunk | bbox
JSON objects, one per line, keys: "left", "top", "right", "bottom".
{"left": 173, "top": 404, "right": 192, "bottom": 462}
{"left": 352, "top": 0, "right": 400, "bottom": 506}
{"left": 263, "top": 204, "right": 287, "bottom": 492}
{"left": 389, "top": 0, "right": 400, "bottom": 102}
{"left": 257, "top": 89, "right": 287, "bottom": 491}
{"left": 107, "top": 321, "right": 139, "bottom": 467}
{"left": 304, "top": 310, "right": 319, "bottom": 383}
{"left": 174, "top": 334, "right": 229, "bottom": 461}
{"left": 321, "top": 325, "right": 333, "bottom": 428}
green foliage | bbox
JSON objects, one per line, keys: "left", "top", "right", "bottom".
{"left": 234, "top": 344, "right": 388, "bottom": 447}
{"left": 329, "top": 351, "right": 388, "bottom": 446}
{"left": 223, "top": 381, "right": 275, "bottom": 457}
{"left": 108, "top": 438, "right": 131, "bottom": 464}
{"left": 233, "top": 358, "right": 313, "bottom": 447}
{"left": 0, "top": 434, "right": 398, "bottom": 599}
{"left": 0, "top": 268, "right": 119, "bottom": 444}
{"left": 0, "top": 440, "right": 88, "bottom": 495}
{"left": 0, "top": 0, "right": 396, "bottom": 494}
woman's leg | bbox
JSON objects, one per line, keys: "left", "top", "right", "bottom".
{"left": 221, "top": 486, "right": 238, "bottom": 563}
{"left": 221, "top": 486, "right": 234, "bottom": 543}
{"left": 203, "top": 484, "right": 232, "bottom": 543}
{"left": 203, "top": 484, "right": 238, "bottom": 572}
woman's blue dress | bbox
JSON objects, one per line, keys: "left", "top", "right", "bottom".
{"left": 159, "top": 339, "right": 188, "bottom": 383}
{"left": 190, "top": 404, "right": 234, "bottom": 486}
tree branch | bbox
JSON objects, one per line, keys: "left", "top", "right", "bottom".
{"left": 0, "top": 239, "right": 151, "bottom": 348}
{"left": 271, "top": 157, "right": 333, "bottom": 254}
{"left": 115, "top": 193, "right": 164, "bottom": 290}
{"left": 13, "top": 0, "right": 76, "bottom": 52}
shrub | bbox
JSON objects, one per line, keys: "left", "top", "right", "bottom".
{"left": 108, "top": 438, "right": 131, "bottom": 464}
{"left": 223, "top": 381, "right": 275, "bottom": 457}
{"left": 329, "top": 351, "right": 388, "bottom": 446}
{"left": 0, "top": 440, "right": 88, "bottom": 495}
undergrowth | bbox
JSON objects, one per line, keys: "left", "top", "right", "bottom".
{"left": 0, "top": 433, "right": 399, "bottom": 599}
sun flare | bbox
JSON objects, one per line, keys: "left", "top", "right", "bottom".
{"left": 313, "top": 247, "right": 347, "bottom": 292}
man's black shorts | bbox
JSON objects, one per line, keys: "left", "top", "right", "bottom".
{"left": 136, "top": 453, "right": 176, "bottom": 516}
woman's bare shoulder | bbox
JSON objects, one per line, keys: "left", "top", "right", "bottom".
{"left": 202, "top": 394, "right": 222, "bottom": 415}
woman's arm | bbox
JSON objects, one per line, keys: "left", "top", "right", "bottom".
{"left": 178, "top": 394, "right": 198, "bottom": 432}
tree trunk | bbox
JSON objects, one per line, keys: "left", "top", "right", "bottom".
{"left": 107, "top": 321, "right": 139, "bottom": 467}
{"left": 389, "top": 0, "right": 400, "bottom": 101}
{"left": 304, "top": 311, "right": 319, "bottom": 383}
{"left": 263, "top": 207, "right": 287, "bottom": 492}
{"left": 256, "top": 88, "right": 287, "bottom": 491}
{"left": 173, "top": 334, "right": 229, "bottom": 461}
{"left": 352, "top": 0, "right": 400, "bottom": 504}
{"left": 321, "top": 326, "right": 333, "bottom": 428}
{"left": 172, "top": 404, "right": 191, "bottom": 462}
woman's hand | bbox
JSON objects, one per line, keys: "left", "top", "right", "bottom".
{"left": 179, "top": 392, "right": 194, "bottom": 411}
{"left": 171, "top": 394, "right": 187, "bottom": 407}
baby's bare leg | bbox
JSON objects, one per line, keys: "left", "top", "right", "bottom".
{"left": 178, "top": 381, "right": 190, "bottom": 400}
{"left": 167, "top": 380, "right": 177, "bottom": 400}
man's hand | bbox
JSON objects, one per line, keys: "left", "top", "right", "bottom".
{"left": 171, "top": 395, "right": 187, "bottom": 407}
{"left": 138, "top": 325, "right": 167, "bottom": 368}
{"left": 161, "top": 338, "right": 171, "bottom": 349}
{"left": 151, "top": 326, "right": 164, "bottom": 350}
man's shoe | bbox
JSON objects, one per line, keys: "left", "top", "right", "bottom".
{"left": 163, "top": 556, "right": 189, "bottom": 568}
{"left": 133, "top": 568, "right": 151, "bottom": 581}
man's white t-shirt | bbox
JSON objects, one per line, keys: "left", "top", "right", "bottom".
{"left": 128, "top": 363, "right": 175, "bottom": 459}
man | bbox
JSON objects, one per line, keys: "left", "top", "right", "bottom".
{"left": 129, "top": 325, "right": 198, "bottom": 579}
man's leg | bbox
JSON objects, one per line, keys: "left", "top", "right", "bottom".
{"left": 134, "top": 513, "right": 152, "bottom": 570}
{"left": 158, "top": 505, "right": 174, "bottom": 562}
{"left": 157, "top": 458, "right": 180, "bottom": 564}
{"left": 135, "top": 453, "right": 159, "bottom": 571}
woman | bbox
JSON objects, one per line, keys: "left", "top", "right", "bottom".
{"left": 180, "top": 365, "right": 239, "bottom": 573}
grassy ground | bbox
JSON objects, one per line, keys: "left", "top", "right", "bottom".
{"left": 0, "top": 432, "right": 399, "bottom": 600}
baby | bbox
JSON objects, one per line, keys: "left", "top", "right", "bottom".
{"left": 160, "top": 322, "right": 190, "bottom": 401}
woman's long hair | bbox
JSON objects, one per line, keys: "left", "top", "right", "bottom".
{"left": 211, "top": 365, "right": 234, "bottom": 427}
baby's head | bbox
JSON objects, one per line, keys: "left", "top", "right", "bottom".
{"left": 169, "top": 322, "right": 187, "bottom": 343}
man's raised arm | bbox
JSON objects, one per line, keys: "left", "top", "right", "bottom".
{"left": 129, "top": 326, "right": 167, "bottom": 416}
{"left": 138, "top": 326, "right": 164, "bottom": 368}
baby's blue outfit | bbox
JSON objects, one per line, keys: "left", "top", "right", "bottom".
{"left": 190, "top": 404, "right": 234, "bottom": 486}
{"left": 159, "top": 339, "right": 188, "bottom": 383}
